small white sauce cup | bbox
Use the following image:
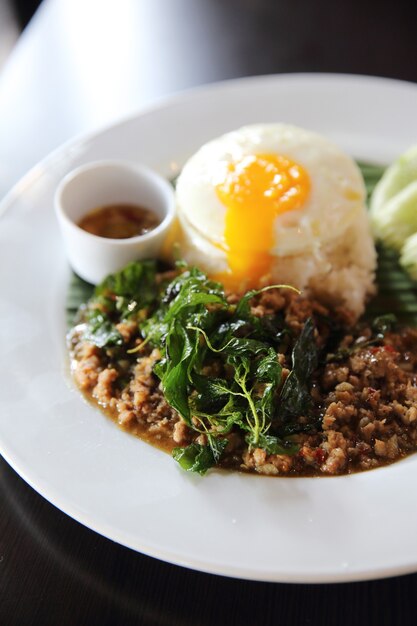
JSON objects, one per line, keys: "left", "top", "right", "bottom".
{"left": 55, "top": 160, "right": 176, "bottom": 284}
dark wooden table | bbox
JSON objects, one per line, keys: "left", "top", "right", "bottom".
{"left": 2, "top": 0, "right": 417, "bottom": 624}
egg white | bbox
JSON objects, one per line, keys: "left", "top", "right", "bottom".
{"left": 175, "top": 123, "right": 367, "bottom": 257}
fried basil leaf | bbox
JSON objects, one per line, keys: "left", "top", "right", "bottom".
{"left": 246, "top": 432, "right": 299, "bottom": 456}
{"left": 279, "top": 317, "right": 318, "bottom": 420}
{"left": 83, "top": 310, "right": 123, "bottom": 347}
{"left": 172, "top": 439, "right": 227, "bottom": 475}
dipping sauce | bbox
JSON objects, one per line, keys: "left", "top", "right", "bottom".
{"left": 78, "top": 203, "right": 161, "bottom": 239}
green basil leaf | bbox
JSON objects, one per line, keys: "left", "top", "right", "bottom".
{"left": 279, "top": 317, "right": 318, "bottom": 420}
{"left": 246, "top": 432, "right": 299, "bottom": 456}
{"left": 172, "top": 443, "right": 217, "bottom": 475}
{"left": 192, "top": 374, "right": 231, "bottom": 414}
{"left": 83, "top": 310, "right": 123, "bottom": 348}
{"left": 372, "top": 313, "right": 397, "bottom": 336}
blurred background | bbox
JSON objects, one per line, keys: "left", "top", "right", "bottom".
{"left": 1, "top": 0, "right": 417, "bottom": 197}
{"left": 0, "top": 0, "right": 39, "bottom": 68}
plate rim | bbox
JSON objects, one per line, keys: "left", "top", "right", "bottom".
{"left": 3, "top": 71, "right": 417, "bottom": 212}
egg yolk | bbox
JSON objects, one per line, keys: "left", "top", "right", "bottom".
{"left": 215, "top": 153, "right": 310, "bottom": 288}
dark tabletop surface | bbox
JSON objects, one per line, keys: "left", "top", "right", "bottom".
{"left": 3, "top": 0, "right": 417, "bottom": 624}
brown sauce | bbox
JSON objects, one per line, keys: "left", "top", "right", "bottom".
{"left": 76, "top": 380, "right": 402, "bottom": 478}
{"left": 78, "top": 203, "right": 161, "bottom": 239}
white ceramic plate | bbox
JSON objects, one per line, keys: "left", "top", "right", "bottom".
{"left": 2, "top": 74, "right": 417, "bottom": 584}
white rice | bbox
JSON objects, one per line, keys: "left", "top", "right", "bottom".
{"left": 174, "top": 205, "right": 376, "bottom": 318}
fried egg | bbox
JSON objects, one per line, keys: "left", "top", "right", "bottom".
{"left": 175, "top": 124, "right": 368, "bottom": 290}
